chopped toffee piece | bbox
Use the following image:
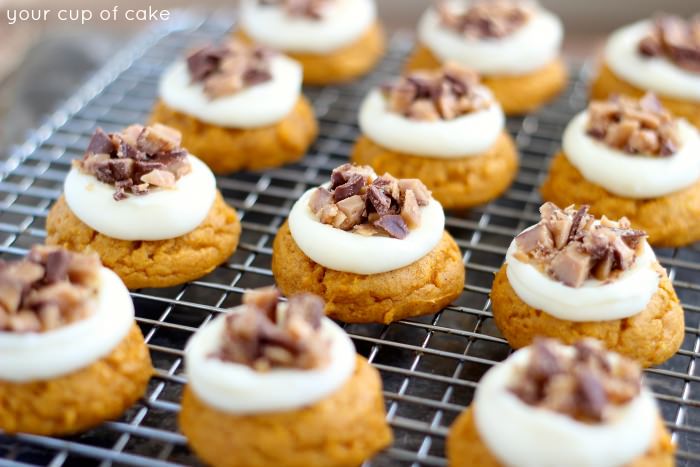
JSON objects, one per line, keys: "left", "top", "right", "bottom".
{"left": 76, "top": 124, "right": 192, "bottom": 201}
{"left": 509, "top": 339, "right": 642, "bottom": 423}
{"left": 213, "top": 287, "right": 330, "bottom": 371}
{"left": 186, "top": 39, "right": 273, "bottom": 99}
{"left": 258, "top": 0, "right": 331, "bottom": 20}
{"left": 307, "top": 164, "right": 432, "bottom": 239}
{"left": 437, "top": 0, "right": 533, "bottom": 39}
{"left": 586, "top": 93, "right": 682, "bottom": 156}
{"left": 0, "top": 246, "right": 101, "bottom": 333}
{"left": 514, "top": 203, "right": 646, "bottom": 287}
{"left": 638, "top": 15, "right": 700, "bottom": 74}
{"left": 381, "top": 62, "right": 491, "bottom": 121}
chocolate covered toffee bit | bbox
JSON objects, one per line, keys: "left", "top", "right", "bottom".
{"left": 0, "top": 246, "right": 101, "bottom": 333}
{"left": 213, "top": 287, "right": 330, "bottom": 371}
{"left": 308, "top": 164, "right": 432, "bottom": 239}
{"left": 438, "top": 0, "right": 532, "bottom": 39}
{"left": 77, "top": 124, "right": 192, "bottom": 201}
{"left": 382, "top": 62, "right": 491, "bottom": 121}
{"left": 586, "top": 93, "right": 681, "bottom": 156}
{"left": 638, "top": 15, "right": 700, "bottom": 74}
{"left": 514, "top": 203, "right": 646, "bottom": 287}
{"left": 509, "top": 339, "right": 642, "bottom": 423}
{"left": 187, "top": 39, "right": 273, "bottom": 99}
{"left": 259, "top": 0, "right": 331, "bottom": 19}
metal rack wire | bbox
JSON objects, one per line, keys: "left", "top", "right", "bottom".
{"left": 0, "top": 10, "right": 699, "bottom": 467}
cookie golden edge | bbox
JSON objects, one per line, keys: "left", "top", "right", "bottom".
{"left": 404, "top": 44, "right": 568, "bottom": 115}
{"left": 45, "top": 191, "right": 241, "bottom": 289}
{"left": 272, "top": 221, "right": 465, "bottom": 324}
{"left": 446, "top": 407, "right": 675, "bottom": 467}
{"left": 0, "top": 324, "right": 152, "bottom": 436}
{"left": 150, "top": 96, "right": 318, "bottom": 174}
{"left": 541, "top": 152, "right": 700, "bottom": 247}
{"left": 590, "top": 62, "right": 700, "bottom": 129}
{"left": 350, "top": 132, "right": 518, "bottom": 210}
{"left": 179, "top": 355, "right": 393, "bottom": 467}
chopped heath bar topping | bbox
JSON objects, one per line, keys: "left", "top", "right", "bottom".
{"left": 308, "top": 164, "right": 432, "bottom": 239}
{"left": 638, "top": 15, "right": 700, "bottom": 74}
{"left": 381, "top": 62, "right": 491, "bottom": 121}
{"left": 0, "top": 246, "right": 101, "bottom": 333}
{"left": 586, "top": 93, "right": 681, "bottom": 157}
{"left": 212, "top": 287, "right": 330, "bottom": 371}
{"left": 514, "top": 203, "right": 646, "bottom": 287}
{"left": 77, "top": 124, "right": 192, "bottom": 201}
{"left": 438, "top": 0, "right": 533, "bottom": 39}
{"left": 509, "top": 339, "right": 642, "bottom": 423}
{"left": 259, "top": 0, "right": 331, "bottom": 19}
{"left": 187, "top": 39, "right": 273, "bottom": 99}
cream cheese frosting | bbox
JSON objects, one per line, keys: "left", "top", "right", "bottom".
{"left": 358, "top": 88, "right": 504, "bottom": 157}
{"left": 0, "top": 267, "right": 135, "bottom": 383}
{"left": 239, "top": 0, "right": 376, "bottom": 54}
{"left": 473, "top": 346, "right": 658, "bottom": 467}
{"left": 159, "top": 55, "right": 302, "bottom": 128}
{"left": 288, "top": 185, "right": 446, "bottom": 274}
{"left": 64, "top": 155, "right": 216, "bottom": 241}
{"left": 563, "top": 111, "right": 700, "bottom": 199}
{"left": 604, "top": 20, "right": 700, "bottom": 102}
{"left": 505, "top": 234, "right": 660, "bottom": 322}
{"left": 185, "top": 306, "right": 356, "bottom": 413}
{"left": 417, "top": 0, "right": 563, "bottom": 75}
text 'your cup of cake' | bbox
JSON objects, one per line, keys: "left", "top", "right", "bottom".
{"left": 272, "top": 163, "right": 465, "bottom": 324}
{"left": 541, "top": 93, "right": 700, "bottom": 247}
{"left": 45, "top": 124, "right": 241, "bottom": 289}
{"left": 351, "top": 63, "right": 518, "bottom": 210}
{"left": 406, "top": 0, "right": 567, "bottom": 114}
{"left": 236, "top": 0, "right": 385, "bottom": 84}
{"left": 0, "top": 246, "right": 152, "bottom": 436}
{"left": 591, "top": 15, "right": 700, "bottom": 129}
{"left": 180, "top": 287, "right": 392, "bottom": 467}
{"left": 490, "top": 203, "right": 684, "bottom": 367}
{"left": 447, "top": 339, "right": 675, "bottom": 466}
{"left": 152, "top": 39, "right": 318, "bottom": 173}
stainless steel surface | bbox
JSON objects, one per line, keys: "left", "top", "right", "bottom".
{"left": 0, "top": 11, "right": 699, "bottom": 467}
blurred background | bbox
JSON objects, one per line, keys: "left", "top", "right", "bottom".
{"left": 0, "top": 0, "right": 696, "bottom": 156}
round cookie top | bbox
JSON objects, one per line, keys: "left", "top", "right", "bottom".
{"left": 417, "top": 0, "right": 563, "bottom": 75}
{"left": 288, "top": 163, "right": 446, "bottom": 274}
{"left": 474, "top": 338, "right": 659, "bottom": 467}
{"left": 0, "top": 245, "right": 135, "bottom": 382}
{"left": 185, "top": 287, "right": 357, "bottom": 414}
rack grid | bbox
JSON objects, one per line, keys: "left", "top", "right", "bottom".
{"left": 1, "top": 11, "right": 699, "bottom": 467}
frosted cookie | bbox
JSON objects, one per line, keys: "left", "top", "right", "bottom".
{"left": 591, "top": 15, "right": 700, "bottom": 128}
{"left": 406, "top": 0, "right": 567, "bottom": 114}
{"left": 46, "top": 124, "right": 241, "bottom": 289}
{"left": 490, "top": 203, "right": 683, "bottom": 367}
{"left": 541, "top": 93, "right": 700, "bottom": 247}
{"left": 180, "top": 287, "right": 392, "bottom": 467}
{"left": 447, "top": 339, "right": 675, "bottom": 467}
{"left": 272, "top": 163, "right": 465, "bottom": 323}
{"left": 236, "top": 0, "right": 385, "bottom": 84}
{"left": 0, "top": 245, "right": 152, "bottom": 436}
{"left": 150, "top": 39, "right": 318, "bottom": 173}
{"left": 350, "top": 63, "right": 518, "bottom": 209}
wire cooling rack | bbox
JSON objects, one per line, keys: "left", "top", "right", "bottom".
{"left": 1, "top": 10, "right": 700, "bottom": 467}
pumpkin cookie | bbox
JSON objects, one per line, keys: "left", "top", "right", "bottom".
{"left": 490, "top": 203, "right": 684, "bottom": 367}
{"left": 272, "top": 163, "right": 464, "bottom": 324}
{"left": 179, "top": 287, "right": 392, "bottom": 467}
{"left": 447, "top": 339, "right": 675, "bottom": 467}
{"left": 350, "top": 63, "right": 518, "bottom": 209}
{"left": 406, "top": 0, "right": 566, "bottom": 114}
{"left": 151, "top": 39, "right": 317, "bottom": 173}
{"left": 541, "top": 93, "right": 700, "bottom": 247}
{"left": 590, "top": 16, "right": 700, "bottom": 129}
{"left": 46, "top": 124, "right": 240, "bottom": 289}
{"left": 0, "top": 246, "right": 152, "bottom": 436}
